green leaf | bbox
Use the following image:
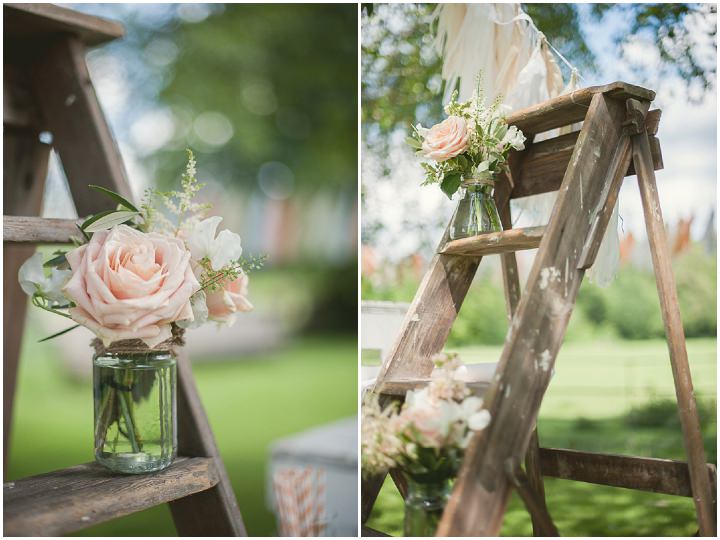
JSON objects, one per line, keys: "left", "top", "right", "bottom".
{"left": 43, "top": 252, "right": 68, "bottom": 268}
{"left": 75, "top": 224, "right": 90, "bottom": 242}
{"left": 80, "top": 209, "right": 116, "bottom": 231}
{"left": 405, "top": 136, "right": 422, "bottom": 149}
{"left": 88, "top": 185, "right": 139, "bottom": 213}
{"left": 440, "top": 173, "right": 462, "bottom": 199}
{"left": 39, "top": 324, "right": 80, "bottom": 342}
{"left": 83, "top": 210, "right": 139, "bottom": 233}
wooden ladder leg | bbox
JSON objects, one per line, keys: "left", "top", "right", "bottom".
{"left": 437, "top": 93, "right": 646, "bottom": 536}
{"left": 29, "top": 35, "right": 132, "bottom": 215}
{"left": 361, "top": 473, "right": 387, "bottom": 525}
{"left": 632, "top": 130, "right": 716, "bottom": 536}
{"left": 362, "top": 217, "right": 482, "bottom": 521}
{"left": 3, "top": 128, "right": 50, "bottom": 471}
{"left": 168, "top": 351, "right": 247, "bottom": 536}
{"left": 495, "top": 167, "right": 552, "bottom": 536}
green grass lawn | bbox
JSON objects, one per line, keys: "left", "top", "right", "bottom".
{"left": 7, "top": 327, "right": 357, "bottom": 536}
{"left": 366, "top": 338, "right": 717, "bottom": 536}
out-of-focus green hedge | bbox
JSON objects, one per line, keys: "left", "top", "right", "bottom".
{"left": 363, "top": 244, "right": 716, "bottom": 346}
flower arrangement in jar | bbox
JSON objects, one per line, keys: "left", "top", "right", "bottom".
{"left": 18, "top": 150, "right": 263, "bottom": 474}
{"left": 407, "top": 77, "right": 526, "bottom": 239}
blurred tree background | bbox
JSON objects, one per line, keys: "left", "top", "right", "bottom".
{"left": 72, "top": 3, "right": 359, "bottom": 334}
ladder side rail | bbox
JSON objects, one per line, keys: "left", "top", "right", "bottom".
{"left": 372, "top": 222, "right": 481, "bottom": 384}
{"left": 633, "top": 129, "right": 716, "bottom": 536}
{"left": 437, "top": 93, "right": 647, "bottom": 536}
{"left": 168, "top": 350, "right": 247, "bottom": 536}
{"left": 496, "top": 147, "right": 555, "bottom": 536}
{"left": 28, "top": 35, "right": 132, "bottom": 216}
{"left": 3, "top": 127, "right": 51, "bottom": 471}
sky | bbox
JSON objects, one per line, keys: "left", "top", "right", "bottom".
{"left": 362, "top": 4, "right": 717, "bottom": 262}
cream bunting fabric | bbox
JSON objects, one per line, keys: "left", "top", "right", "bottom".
{"left": 435, "top": 3, "right": 620, "bottom": 286}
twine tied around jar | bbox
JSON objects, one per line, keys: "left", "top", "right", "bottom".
{"left": 461, "top": 176, "right": 495, "bottom": 188}
{"left": 91, "top": 324, "right": 186, "bottom": 357}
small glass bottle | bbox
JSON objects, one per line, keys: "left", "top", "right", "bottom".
{"left": 403, "top": 475, "right": 451, "bottom": 537}
{"left": 93, "top": 350, "right": 177, "bottom": 474}
{"left": 449, "top": 177, "right": 502, "bottom": 240}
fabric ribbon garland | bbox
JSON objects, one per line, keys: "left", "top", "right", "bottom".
{"left": 435, "top": 3, "right": 620, "bottom": 286}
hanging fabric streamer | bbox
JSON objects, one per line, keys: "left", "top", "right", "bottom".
{"left": 434, "top": 3, "right": 621, "bottom": 286}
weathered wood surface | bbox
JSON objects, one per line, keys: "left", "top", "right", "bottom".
{"left": 4, "top": 64, "right": 44, "bottom": 129}
{"left": 4, "top": 3, "right": 123, "bottom": 47}
{"left": 378, "top": 379, "right": 490, "bottom": 398}
{"left": 505, "top": 458, "right": 559, "bottom": 536}
{"left": 3, "top": 457, "right": 219, "bottom": 536}
{"left": 539, "top": 448, "right": 717, "bottom": 498}
{"left": 575, "top": 99, "right": 642, "bottom": 271}
{"left": 29, "top": 35, "right": 133, "bottom": 216}
{"left": 438, "top": 94, "right": 649, "bottom": 536}
{"left": 361, "top": 473, "right": 387, "bottom": 525}
{"left": 511, "top": 109, "right": 662, "bottom": 199}
{"left": 3, "top": 216, "right": 79, "bottom": 244}
{"left": 439, "top": 226, "right": 545, "bottom": 257}
{"left": 506, "top": 81, "right": 654, "bottom": 135}
{"left": 169, "top": 350, "right": 247, "bottom": 536}
{"left": 495, "top": 159, "right": 554, "bottom": 536}
{"left": 361, "top": 220, "right": 479, "bottom": 536}
{"left": 373, "top": 219, "right": 481, "bottom": 383}
{"left": 633, "top": 129, "right": 717, "bottom": 536}
{"left": 3, "top": 132, "right": 50, "bottom": 471}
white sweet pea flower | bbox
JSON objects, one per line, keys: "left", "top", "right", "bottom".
{"left": 176, "top": 290, "right": 209, "bottom": 329}
{"left": 186, "top": 216, "right": 243, "bottom": 271}
{"left": 501, "top": 125, "right": 526, "bottom": 151}
{"left": 18, "top": 252, "right": 71, "bottom": 305}
{"left": 468, "top": 408, "right": 491, "bottom": 431}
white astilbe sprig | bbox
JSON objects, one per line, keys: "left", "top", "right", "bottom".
{"left": 141, "top": 149, "right": 212, "bottom": 237}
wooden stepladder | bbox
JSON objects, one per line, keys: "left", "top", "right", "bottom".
{"left": 4, "top": 4, "right": 246, "bottom": 536}
{"left": 362, "top": 82, "right": 717, "bottom": 537}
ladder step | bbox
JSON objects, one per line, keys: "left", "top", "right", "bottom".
{"left": 4, "top": 456, "right": 219, "bottom": 536}
{"left": 3, "top": 216, "right": 79, "bottom": 244}
{"left": 506, "top": 81, "right": 654, "bottom": 135}
{"left": 377, "top": 378, "right": 490, "bottom": 397}
{"left": 439, "top": 226, "right": 544, "bottom": 256}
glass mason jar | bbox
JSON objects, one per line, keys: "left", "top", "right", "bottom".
{"left": 403, "top": 475, "right": 452, "bottom": 537}
{"left": 93, "top": 350, "right": 177, "bottom": 474}
{"left": 449, "top": 177, "right": 502, "bottom": 240}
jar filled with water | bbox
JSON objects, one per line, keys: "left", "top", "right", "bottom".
{"left": 93, "top": 350, "right": 176, "bottom": 474}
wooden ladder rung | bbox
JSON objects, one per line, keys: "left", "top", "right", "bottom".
{"left": 512, "top": 109, "right": 663, "bottom": 200}
{"left": 439, "top": 226, "right": 545, "bottom": 256}
{"left": 506, "top": 81, "right": 655, "bottom": 135}
{"left": 3, "top": 456, "right": 219, "bottom": 536}
{"left": 377, "top": 378, "right": 491, "bottom": 397}
{"left": 3, "top": 216, "right": 79, "bottom": 244}
{"left": 539, "top": 448, "right": 717, "bottom": 498}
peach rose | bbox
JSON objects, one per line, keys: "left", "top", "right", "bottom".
{"left": 421, "top": 116, "right": 470, "bottom": 162}
{"left": 63, "top": 225, "right": 200, "bottom": 348}
{"left": 205, "top": 272, "right": 253, "bottom": 325}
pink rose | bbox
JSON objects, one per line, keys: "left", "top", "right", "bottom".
{"left": 421, "top": 116, "right": 470, "bottom": 162}
{"left": 205, "top": 272, "right": 253, "bottom": 325}
{"left": 63, "top": 225, "right": 200, "bottom": 348}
